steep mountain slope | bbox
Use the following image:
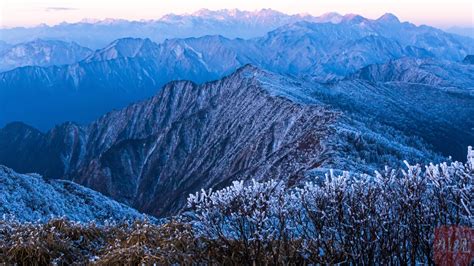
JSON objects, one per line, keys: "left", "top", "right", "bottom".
{"left": 463, "top": 55, "right": 474, "bottom": 64}
{"left": 0, "top": 39, "right": 92, "bottom": 72}
{"left": 0, "top": 165, "right": 150, "bottom": 223}
{"left": 345, "top": 58, "right": 474, "bottom": 160}
{"left": 0, "top": 66, "right": 443, "bottom": 217}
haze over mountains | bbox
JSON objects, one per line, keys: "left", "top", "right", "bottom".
{"left": 446, "top": 26, "right": 474, "bottom": 38}
{"left": 0, "top": 11, "right": 472, "bottom": 130}
{"left": 0, "top": 9, "right": 355, "bottom": 48}
{"left": 0, "top": 9, "right": 473, "bottom": 219}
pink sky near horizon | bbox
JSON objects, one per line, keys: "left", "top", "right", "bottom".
{"left": 0, "top": 0, "right": 473, "bottom": 29}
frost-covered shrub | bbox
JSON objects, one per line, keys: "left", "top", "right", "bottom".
{"left": 187, "top": 179, "right": 303, "bottom": 264}
{"left": 187, "top": 147, "right": 473, "bottom": 264}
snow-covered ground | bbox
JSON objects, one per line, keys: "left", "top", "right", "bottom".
{"left": 0, "top": 165, "right": 151, "bottom": 223}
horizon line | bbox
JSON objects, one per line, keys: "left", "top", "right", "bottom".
{"left": 0, "top": 8, "right": 467, "bottom": 30}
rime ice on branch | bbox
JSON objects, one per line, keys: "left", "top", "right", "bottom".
{"left": 187, "top": 147, "right": 474, "bottom": 264}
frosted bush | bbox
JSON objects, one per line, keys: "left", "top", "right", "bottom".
{"left": 187, "top": 179, "right": 304, "bottom": 263}
{"left": 187, "top": 147, "right": 473, "bottom": 264}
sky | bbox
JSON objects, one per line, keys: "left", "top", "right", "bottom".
{"left": 1, "top": 0, "right": 473, "bottom": 29}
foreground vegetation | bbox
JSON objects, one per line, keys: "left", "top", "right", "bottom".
{"left": 1, "top": 148, "right": 473, "bottom": 264}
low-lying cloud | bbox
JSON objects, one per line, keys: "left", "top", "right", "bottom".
{"left": 45, "top": 7, "right": 79, "bottom": 12}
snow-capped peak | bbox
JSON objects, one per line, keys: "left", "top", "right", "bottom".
{"left": 377, "top": 13, "right": 400, "bottom": 23}
{"left": 341, "top": 14, "right": 367, "bottom": 23}
{"left": 84, "top": 37, "right": 158, "bottom": 62}
{"left": 317, "top": 12, "right": 344, "bottom": 23}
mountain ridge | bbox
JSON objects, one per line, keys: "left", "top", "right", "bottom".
{"left": 0, "top": 65, "right": 450, "bottom": 216}
{"left": 0, "top": 39, "right": 92, "bottom": 72}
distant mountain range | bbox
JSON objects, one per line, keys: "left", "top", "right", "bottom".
{"left": 445, "top": 26, "right": 474, "bottom": 38}
{"left": 0, "top": 39, "right": 92, "bottom": 72}
{"left": 2, "top": 9, "right": 473, "bottom": 50}
{"left": 0, "top": 13, "right": 472, "bottom": 130}
{"left": 0, "top": 9, "right": 345, "bottom": 48}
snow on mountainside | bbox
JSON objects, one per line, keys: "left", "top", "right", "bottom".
{"left": 0, "top": 39, "right": 92, "bottom": 72}
{"left": 351, "top": 57, "right": 474, "bottom": 88}
{"left": 0, "top": 66, "right": 447, "bottom": 217}
{"left": 0, "top": 165, "right": 150, "bottom": 223}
